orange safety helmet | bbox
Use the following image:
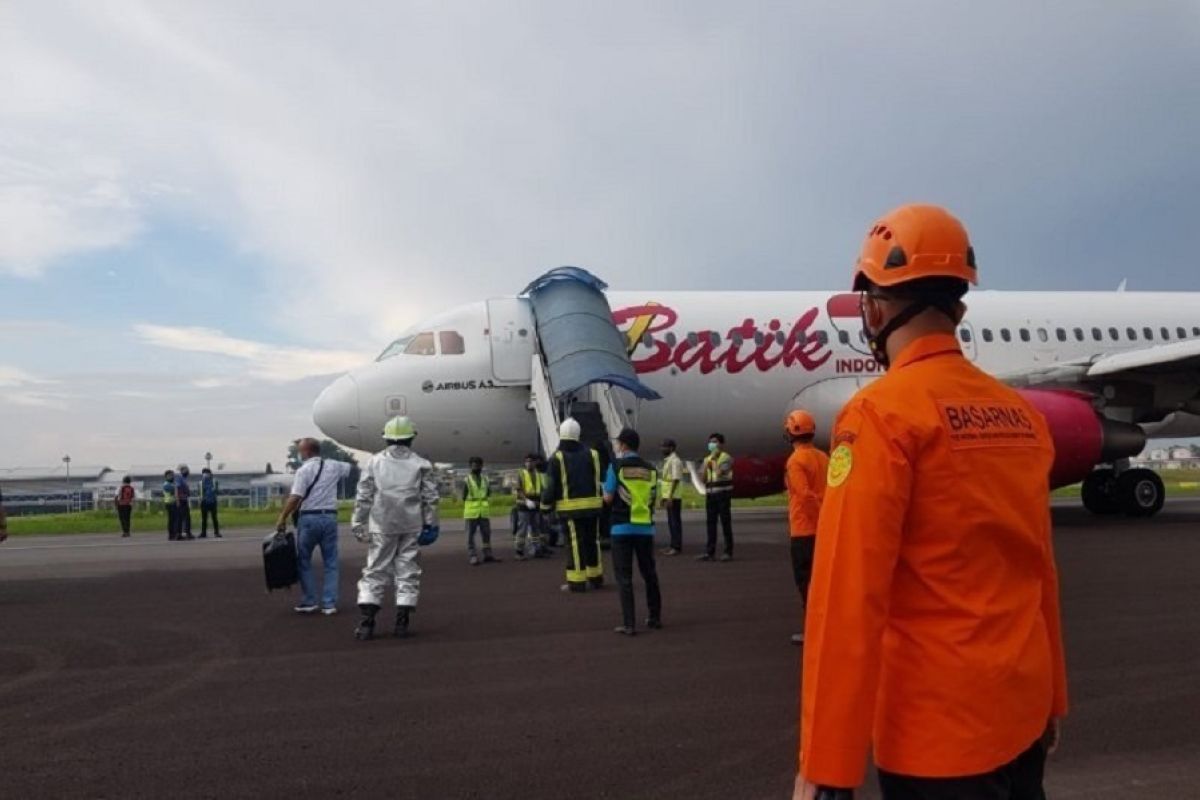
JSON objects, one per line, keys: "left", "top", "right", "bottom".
{"left": 785, "top": 409, "right": 816, "bottom": 437}
{"left": 852, "top": 204, "right": 977, "bottom": 291}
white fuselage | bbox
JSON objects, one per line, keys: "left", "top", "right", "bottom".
{"left": 313, "top": 290, "right": 1200, "bottom": 463}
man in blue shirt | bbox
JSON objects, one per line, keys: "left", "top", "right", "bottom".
{"left": 602, "top": 427, "right": 663, "bottom": 636}
{"left": 199, "top": 468, "right": 222, "bottom": 538}
{"left": 175, "top": 465, "right": 194, "bottom": 540}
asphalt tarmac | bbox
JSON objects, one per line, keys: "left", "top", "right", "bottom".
{"left": 1, "top": 503, "right": 1198, "bottom": 799}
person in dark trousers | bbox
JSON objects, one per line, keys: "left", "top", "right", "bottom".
{"left": 175, "top": 465, "right": 194, "bottom": 540}
{"left": 603, "top": 428, "right": 663, "bottom": 636}
{"left": 162, "top": 470, "right": 178, "bottom": 540}
{"left": 199, "top": 468, "right": 222, "bottom": 538}
{"left": 114, "top": 476, "right": 135, "bottom": 537}
{"left": 462, "top": 457, "right": 498, "bottom": 565}
{"left": 697, "top": 433, "right": 735, "bottom": 562}
{"left": 658, "top": 438, "right": 684, "bottom": 554}
{"left": 542, "top": 418, "right": 605, "bottom": 593}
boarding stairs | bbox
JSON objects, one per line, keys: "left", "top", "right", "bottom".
{"left": 523, "top": 267, "right": 660, "bottom": 458}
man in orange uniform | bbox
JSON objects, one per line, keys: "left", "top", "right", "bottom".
{"left": 784, "top": 409, "right": 828, "bottom": 646}
{"left": 795, "top": 205, "right": 1068, "bottom": 800}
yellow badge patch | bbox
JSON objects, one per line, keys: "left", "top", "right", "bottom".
{"left": 827, "top": 444, "right": 853, "bottom": 488}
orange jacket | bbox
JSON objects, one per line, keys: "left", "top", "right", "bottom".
{"left": 800, "top": 333, "right": 1068, "bottom": 787}
{"left": 785, "top": 444, "right": 828, "bottom": 537}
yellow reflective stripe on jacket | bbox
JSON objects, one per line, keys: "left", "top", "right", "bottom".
{"left": 554, "top": 448, "right": 603, "bottom": 512}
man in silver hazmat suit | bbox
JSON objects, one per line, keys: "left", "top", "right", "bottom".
{"left": 351, "top": 415, "right": 440, "bottom": 641}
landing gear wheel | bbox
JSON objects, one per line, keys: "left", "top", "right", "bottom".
{"left": 1081, "top": 469, "right": 1119, "bottom": 515}
{"left": 1116, "top": 468, "right": 1165, "bottom": 517}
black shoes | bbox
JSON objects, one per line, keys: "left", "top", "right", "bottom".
{"left": 355, "top": 604, "right": 379, "bottom": 641}
{"left": 695, "top": 553, "right": 713, "bottom": 562}
{"left": 718, "top": 553, "right": 732, "bottom": 562}
{"left": 646, "top": 618, "right": 663, "bottom": 630}
{"left": 394, "top": 606, "right": 413, "bottom": 639}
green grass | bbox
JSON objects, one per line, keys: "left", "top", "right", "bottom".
{"left": 11, "top": 470, "right": 1196, "bottom": 535}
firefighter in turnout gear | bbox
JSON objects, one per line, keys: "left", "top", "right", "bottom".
{"left": 513, "top": 453, "right": 548, "bottom": 559}
{"left": 351, "top": 416, "right": 440, "bottom": 641}
{"left": 463, "top": 457, "right": 498, "bottom": 566}
{"left": 603, "top": 427, "right": 663, "bottom": 636}
{"left": 795, "top": 205, "right": 1068, "bottom": 799}
{"left": 541, "top": 418, "right": 605, "bottom": 593}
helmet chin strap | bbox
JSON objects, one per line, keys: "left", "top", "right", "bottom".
{"left": 862, "top": 300, "right": 958, "bottom": 369}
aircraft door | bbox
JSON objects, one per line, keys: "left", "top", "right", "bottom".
{"left": 487, "top": 298, "right": 535, "bottom": 383}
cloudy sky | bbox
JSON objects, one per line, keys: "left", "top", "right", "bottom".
{"left": 2, "top": 1, "right": 1198, "bottom": 468}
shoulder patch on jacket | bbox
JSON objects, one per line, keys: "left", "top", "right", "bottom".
{"left": 827, "top": 444, "right": 853, "bottom": 488}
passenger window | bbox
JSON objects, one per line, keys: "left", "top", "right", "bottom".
{"left": 982, "top": 328, "right": 994, "bottom": 343}
{"left": 1055, "top": 328, "right": 1067, "bottom": 342}
{"left": 838, "top": 330, "right": 850, "bottom": 345}
{"left": 1108, "top": 328, "right": 1119, "bottom": 341}
{"left": 405, "top": 332, "right": 437, "bottom": 355}
{"left": 1126, "top": 328, "right": 1137, "bottom": 341}
{"left": 1000, "top": 328, "right": 1012, "bottom": 343}
{"left": 1144, "top": 327, "right": 1154, "bottom": 340}
{"left": 709, "top": 331, "right": 721, "bottom": 347}
{"left": 439, "top": 331, "right": 465, "bottom": 355}
{"left": 777, "top": 331, "right": 787, "bottom": 345}
{"left": 1019, "top": 329, "right": 1030, "bottom": 342}
{"left": 1161, "top": 327, "right": 1171, "bottom": 341}
{"left": 1037, "top": 328, "right": 1048, "bottom": 343}
{"left": 1073, "top": 328, "right": 1084, "bottom": 342}
{"left": 1091, "top": 327, "right": 1102, "bottom": 341}
{"left": 1177, "top": 327, "right": 1187, "bottom": 339}
{"left": 959, "top": 327, "right": 973, "bottom": 343}
{"left": 814, "top": 330, "right": 830, "bottom": 346}
{"left": 642, "top": 333, "right": 655, "bottom": 348}
{"left": 754, "top": 331, "right": 765, "bottom": 346}
{"left": 687, "top": 332, "right": 699, "bottom": 347}
{"left": 665, "top": 332, "right": 677, "bottom": 347}
{"left": 1193, "top": 327, "right": 1200, "bottom": 337}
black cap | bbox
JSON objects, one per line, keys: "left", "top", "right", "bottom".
{"left": 661, "top": 438, "right": 676, "bottom": 448}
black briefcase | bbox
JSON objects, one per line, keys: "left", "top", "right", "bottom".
{"left": 262, "top": 531, "right": 298, "bottom": 591}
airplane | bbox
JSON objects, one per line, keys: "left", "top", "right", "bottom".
{"left": 313, "top": 271, "right": 1200, "bottom": 518}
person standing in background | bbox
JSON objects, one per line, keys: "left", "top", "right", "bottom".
{"left": 199, "top": 468, "right": 222, "bottom": 538}
{"left": 175, "top": 465, "right": 194, "bottom": 540}
{"left": 115, "top": 476, "right": 135, "bottom": 537}
{"left": 658, "top": 438, "right": 684, "bottom": 555}
{"left": 162, "top": 469, "right": 178, "bottom": 540}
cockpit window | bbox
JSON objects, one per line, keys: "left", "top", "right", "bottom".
{"left": 405, "top": 332, "right": 437, "bottom": 356}
{"left": 439, "top": 331, "right": 465, "bottom": 355}
{"left": 378, "top": 335, "right": 413, "bottom": 361}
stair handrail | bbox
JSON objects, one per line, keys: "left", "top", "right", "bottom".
{"left": 530, "top": 355, "right": 561, "bottom": 457}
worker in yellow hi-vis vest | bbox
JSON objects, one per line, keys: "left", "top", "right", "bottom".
{"left": 542, "top": 418, "right": 605, "bottom": 593}
{"left": 513, "top": 453, "right": 548, "bottom": 560}
{"left": 462, "top": 456, "right": 500, "bottom": 566}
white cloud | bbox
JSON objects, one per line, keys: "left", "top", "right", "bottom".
{"left": 133, "top": 323, "right": 368, "bottom": 382}
{"left": 0, "top": 365, "right": 52, "bottom": 388}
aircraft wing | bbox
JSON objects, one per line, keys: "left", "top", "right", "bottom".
{"left": 1085, "top": 338, "right": 1200, "bottom": 378}
{"left": 997, "top": 339, "right": 1200, "bottom": 432}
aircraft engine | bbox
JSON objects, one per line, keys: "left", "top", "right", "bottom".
{"left": 1018, "top": 389, "right": 1146, "bottom": 488}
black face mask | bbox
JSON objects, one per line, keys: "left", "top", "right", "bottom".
{"left": 471, "top": 467, "right": 482, "bottom": 475}
{"left": 661, "top": 449, "right": 672, "bottom": 458}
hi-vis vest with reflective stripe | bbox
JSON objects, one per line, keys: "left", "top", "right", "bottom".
{"left": 463, "top": 473, "right": 490, "bottom": 520}
{"left": 703, "top": 451, "right": 734, "bottom": 494}
{"left": 519, "top": 469, "right": 544, "bottom": 501}
{"left": 613, "top": 456, "right": 658, "bottom": 527}
{"left": 162, "top": 481, "right": 175, "bottom": 504}
{"left": 554, "top": 448, "right": 603, "bottom": 515}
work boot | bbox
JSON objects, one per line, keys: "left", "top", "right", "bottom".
{"left": 646, "top": 617, "right": 663, "bottom": 630}
{"left": 588, "top": 577, "right": 604, "bottom": 589}
{"left": 214, "top": 532, "right": 223, "bottom": 539}
{"left": 354, "top": 604, "right": 379, "bottom": 641}
{"left": 613, "top": 625, "right": 636, "bottom": 636}
{"left": 483, "top": 553, "right": 500, "bottom": 563}
{"left": 718, "top": 553, "right": 732, "bottom": 562}
{"left": 695, "top": 553, "right": 713, "bottom": 562}
{"left": 791, "top": 633, "right": 805, "bottom": 645}
{"left": 469, "top": 555, "right": 480, "bottom": 566}
{"left": 394, "top": 605, "right": 414, "bottom": 639}
{"left": 198, "top": 533, "right": 207, "bottom": 539}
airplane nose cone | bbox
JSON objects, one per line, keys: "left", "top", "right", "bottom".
{"left": 313, "top": 374, "right": 362, "bottom": 450}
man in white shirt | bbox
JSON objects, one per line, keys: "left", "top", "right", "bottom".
{"left": 658, "top": 438, "right": 684, "bottom": 555}
{"left": 275, "top": 438, "right": 353, "bottom": 615}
